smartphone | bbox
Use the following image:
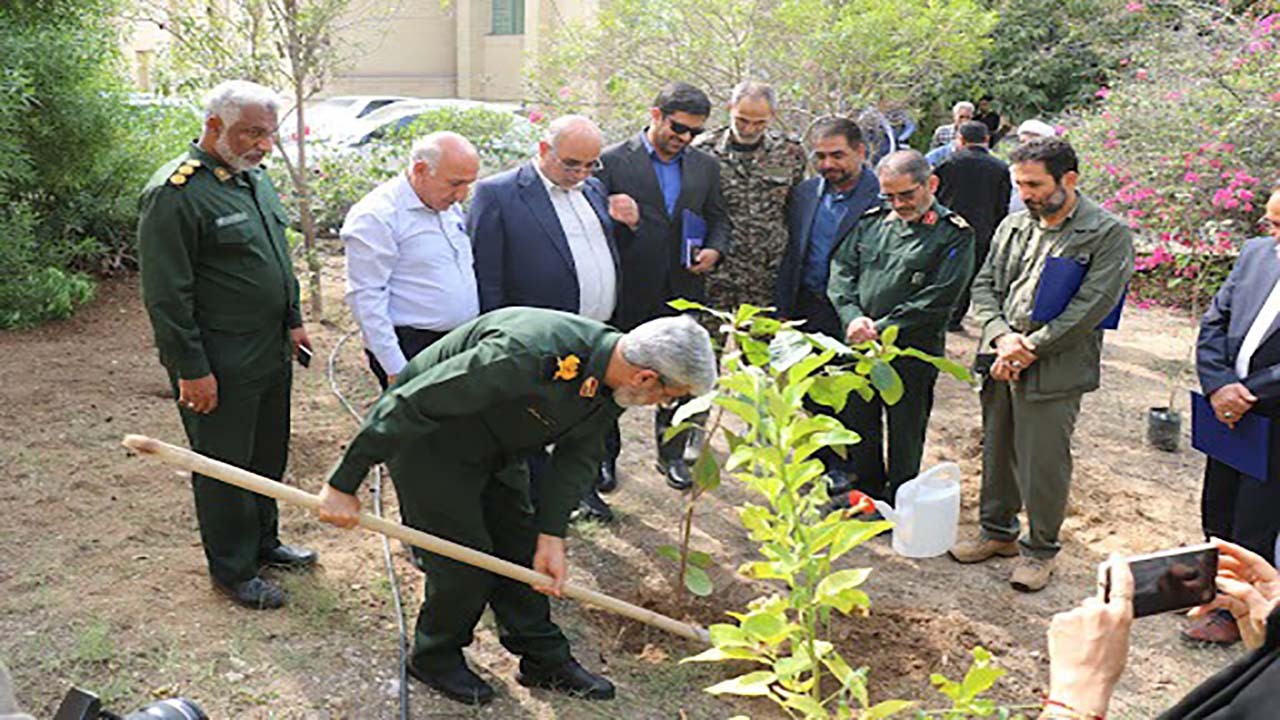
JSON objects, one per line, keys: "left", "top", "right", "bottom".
{"left": 297, "top": 345, "right": 313, "bottom": 369}
{"left": 1103, "top": 543, "right": 1219, "bottom": 618}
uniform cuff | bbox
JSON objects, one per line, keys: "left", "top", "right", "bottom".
{"left": 326, "top": 457, "right": 370, "bottom": 495}
{"left": 178, "top": 353, "right": 212, "bottom": 380}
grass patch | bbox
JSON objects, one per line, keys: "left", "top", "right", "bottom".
{"left": 73, "top": 619, "right": 115, "bottom": 664}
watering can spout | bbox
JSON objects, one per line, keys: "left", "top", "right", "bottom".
{"left": 871, "top": 499, "right": 902, "bottom": 525}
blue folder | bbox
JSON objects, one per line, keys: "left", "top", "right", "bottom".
{"left": 1190, "top": 391, "right": 1271, "bottom": 480}
{"left": 1031, "top": 256, "right": 1126, "bottom": 329}
{"left": 681, "top": 209, "right": 706, "bottom": 268}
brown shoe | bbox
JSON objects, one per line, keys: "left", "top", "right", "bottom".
{"left": 1181, "top": 608, "right": 1241, "bottom": 645}
{"left": 1010, "top": 556, "right": 1055, "bottom": 592}
{"left": 948, "top": 536, "right": 1019, "bottom": 564}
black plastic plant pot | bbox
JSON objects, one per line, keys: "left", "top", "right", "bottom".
{"left": 1147, "top": 406, "right": 1182, "bottom": 452}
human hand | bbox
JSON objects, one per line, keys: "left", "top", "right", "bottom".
{"left": 845, "top": 316, "right": 879, "bottom": 344}
{"left": 688, "top": 248, "right": 721, "bottom": 274}
{"left": 994, "top": 332, "right": 1038, "bottom": 370}
{"left": 989, "top": 357, "right": 1021, "bottom": 383}
{"left": 1209, "top": 382, "right": 1256, "bottom": 428}
{"left": 607, "top": 193, "right": 640, "bottom": 228}
{"left": 1188, "top": 538, "right": 1280, "bottom": 649}
{"left": 386, "top": 374, "right": 398, "bottom": 387}
{"left": 290, "top": 325, "right": 312, "bottom": 358}
{"left": 532, "top": 534, "right": 567, "bottom": 597}
{"left": 1045, "top": 554, "right": 1134, "bottom": 718}
{"left": 316, "top": 484, "right": 362, "bottom": 529}
{"left": 178, "top": 374, "right": 219, "bottom": 414}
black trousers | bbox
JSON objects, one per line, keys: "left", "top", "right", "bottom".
{"left": 1201, "top": 456, "right": 1280, "bottom": 563}
{"left": 950, "top": 233, "right": 991, "bottom": 325}
{"left": 794, "top": 287, "right": 857, "bottom": 475}
{"left": 365, "top": 326, "right": 449, "bottom": 390}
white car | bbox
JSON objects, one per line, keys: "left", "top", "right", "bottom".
{"left": 333, "top": 98, "right": 525, "bottom": 147}
{"left": 277, "top": 95, "right": 411, "bottom": 157}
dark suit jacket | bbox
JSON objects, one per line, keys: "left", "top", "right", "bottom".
{"left": 933, "top": 146, "right": 1011, "bottom": 246}
{"left": 1157, "top": 605, "right": 1280, "bottom": 719}
{"left": 775, "top": 171, "right": 881, "bottom": 318}
{"left": 597, "top": 132, "right": 730, "bottom": 329}
{"left": 1198, "top": 236, "right": 1280, "bottom": 412}
{"left": 468, "top": 162, "right": 620, "bottom": 315}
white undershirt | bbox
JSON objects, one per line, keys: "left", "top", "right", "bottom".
{"left": 534, "top": 163, "right": 617, "bottom": 322}
{"left": 1236, "top": 268, "right": 1280, "bottom": 379}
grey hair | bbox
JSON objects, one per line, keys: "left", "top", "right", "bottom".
{"left": 729, "top": 80, "right": 776, "bottom": 110}
{"left": 409, "top": 131, "right": 475, "bottom": 170}
{"left": 952, "top": 101, "right": 975, "bottom": 117}
{"left": 203, "top": 80, "right": 282, "bottom": 124}
{"left": 621, "top": 315, "right": 717, "bottom": 394}
{"left": 876, "top": 150, "right": 931, "bottom": 185}
{"left": 543, "top": 115, "right": 603, "bottom": 150}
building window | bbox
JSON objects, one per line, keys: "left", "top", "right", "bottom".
{"left": 491, "top": 0, "right": 524, "bottom": 35}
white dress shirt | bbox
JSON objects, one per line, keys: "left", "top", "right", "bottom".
{"left": 533, "top": 164, "right": 617, "bottom": 322}
{"left": 1236, "top": 270, "right": 1280, "bottom": 379}
{"left": 341, "top": 172, "right": 479, "bottom": 376}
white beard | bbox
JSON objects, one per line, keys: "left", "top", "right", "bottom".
{"left": 215, "top": 134, "right": 261, "bottom": 172}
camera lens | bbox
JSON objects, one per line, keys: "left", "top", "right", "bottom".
{"left": 121, "top": 698, "right": 208, "bottom": 720}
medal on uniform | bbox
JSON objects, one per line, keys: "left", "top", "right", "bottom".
{"left": 579, "top": 376, "right": 598, "bottom": 398}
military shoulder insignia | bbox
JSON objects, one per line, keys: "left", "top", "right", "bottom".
{"left": 548, "top": 354, "right": 581, "bottom": 381}
{"left": 168, "top": 173, "right": 187, "bottom": 187}
{"left": 863, "top": 205, "right": 887, "bottom": 217}
{"left": 213, "top": 167, "right": 232, "bottom": 182}
{"left": 947, "top": 213, "right": 971, "bottom": 229}
{"left": 579, "top": 376, "right": 599, "bottom": 398}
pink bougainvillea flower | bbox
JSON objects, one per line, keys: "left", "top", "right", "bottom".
{"left": 528, "top": 110, "right": 545, "bottom": 123}
{"left": 1136, "top": 300, "right": 1153, "bottom": 310}
{"left": 1096, "top": 86, "right": 1112, "bottom": 99}
{"left": 1270, "top": 92, "right": 1280, "bottom": 103}
{"left": 1126, "top": 1, "right": 1145, "bottom": 10}
{"left": 1184, "top": 171, "right": 1200, "bottom": 183}
{"left": 557, "top": 86, "right": 572, "bottom": 100}
{"left": 1136, "top": 69, "right": 1149, "bottom": 80}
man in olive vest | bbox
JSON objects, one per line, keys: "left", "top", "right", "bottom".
{"left": 138, "top": 80, "right": 316, "bottom": 610}
{"left": 949, "top": 137, "right": 1134, "bottom": 592}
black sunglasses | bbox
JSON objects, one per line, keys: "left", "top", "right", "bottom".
{"left": 666, "top": 117, "right": 705, "bottom": 138}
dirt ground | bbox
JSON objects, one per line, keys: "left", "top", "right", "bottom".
{"left": 0, "top": 253, "right": 1244, "bottom": 719}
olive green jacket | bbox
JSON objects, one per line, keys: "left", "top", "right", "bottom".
{"left": 972, "top": 194, "right": 1135, "bottom": 400}
{"left": 326, "top": 308, "right": 626, "bottom": 537}
{"left": 138, "top": 144, "right": 301, "bottom": 385}
{"left": 828, "top": 201, "right": 976, "bottom": 355}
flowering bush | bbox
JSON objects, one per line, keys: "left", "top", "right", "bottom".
{"left": 1066, "top": 4, "right": 1279, "bottom": 313}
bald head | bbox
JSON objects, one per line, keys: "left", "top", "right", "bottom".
{"left": 408, "top": 131, "right": 480, "bottom": 210}
{"left": 539, "top": 115, "right": 604, "bottom": 189}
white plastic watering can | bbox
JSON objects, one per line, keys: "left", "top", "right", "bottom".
{"left": 872, "top": 462, "right": 962, "bottom": 558}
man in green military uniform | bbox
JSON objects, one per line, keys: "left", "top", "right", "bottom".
{"left": 828, "top": 150, "right": 975, "bottom": 501}
{"left": 693, "top": 80, "right": 807, "bottom": 311}
{"left": 138, "top": 80, "right": 316, "bottom": 610}
{"left": 949, "top": 137, "right": 1133, "bottom": 591}
{"left": 316, "top": 308, "right": 716, "bottom": 705}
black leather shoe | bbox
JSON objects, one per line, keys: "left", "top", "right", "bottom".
{"left": 518, "top": 658, "right": 615, "bottom": 700}
{"left": 405, "top": 661, "right": 495, "bottom": 705}
{"left": 596, "top": 461, "right": 618, "bottom": 494}
{"left": 213, "top": 576, "right": 286, "bottom": 610}
{"left": 570, "top": 488, "right": 615, "bottom": 524}
{"left": 823, "top": 469, "right": 855, "bottom": 496}
{"left": 260, "top": 543, "right": 318, "bottom": 571}
{"left": 657, "top": 460, "right": 692, "bottom": 490}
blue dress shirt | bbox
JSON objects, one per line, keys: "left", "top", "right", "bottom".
{"left": 640, "top": 131, "right": 683, "bottom": 215}
{"left": 802, "top": 171, "right": 881, "bottom": 293}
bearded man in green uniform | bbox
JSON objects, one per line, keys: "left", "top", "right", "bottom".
{"left": 949, "top": 137, "right": 1134, "bottom": 592}
{"left": 827, "top": 150, "right": 975, "bottom": 502}
{"left": 317, "top": 308, "right": 716, "bottom": 705}
{"left": 138, "top": 80, "right": 316, "bottom": 610}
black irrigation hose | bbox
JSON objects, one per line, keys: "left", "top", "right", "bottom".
{"left": 326, "top": 331, "right": 411, "bottom": 720}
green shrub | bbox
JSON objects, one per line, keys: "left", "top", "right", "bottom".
{"left": 0, "top": 203, "right": 95, "bottom": 328}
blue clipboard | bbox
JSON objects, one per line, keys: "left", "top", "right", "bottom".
{"left": 681, "top": 209, "right": 706, "bottom": 268}
{"left": 1190, "top": 391, "right": 1271, "bottom": 480}
{"left": 1031, "top": 256, "right": 1126, "bottom": 329}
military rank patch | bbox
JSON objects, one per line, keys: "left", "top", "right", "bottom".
{"left": 947, "top": 214, "right": 970, "bottom": 229}
{"left": 579, "top": 376, "right": 598, "bottom": 398}
{"left": 213, "top": 167, "right": 232, "bottom": 182}
{"left": 552, "top": 354, "right": 581, "bottom": 381}
{"left": 168, "top": 173, "right": 187, "bottom": 186}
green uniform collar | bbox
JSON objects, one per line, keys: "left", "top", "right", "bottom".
{"left": 187, "top": 142, "right": 245, "bottom": 184}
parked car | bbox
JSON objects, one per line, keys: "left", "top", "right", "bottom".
{"left": 334, "top": 98, "right": 525, "bottom": 147}
{"left": 277, "top": 95, "right": 412, "bottom": 161}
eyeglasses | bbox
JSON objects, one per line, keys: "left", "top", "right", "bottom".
{"left": 551, "top": 150, "right": 604, "bottom": 175}
{"left": 666, "top": 117, "right": 705, "bottom": 138}
{"left": 1260, "top": 217, "right": 1280, "bottom": 232}
{"left": 878, "top": 184, "right": 923, "bottom": 203}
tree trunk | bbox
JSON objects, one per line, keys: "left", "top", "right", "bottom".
{"left": 291, "top": 63, "right": 323, "bottom": 319}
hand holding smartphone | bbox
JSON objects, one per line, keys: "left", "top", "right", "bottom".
{"left": 1102, "top": 543, "right": 1218, "bottom": 618}
{"left": 297, "top": 345, "right": 313, "bottom": 369}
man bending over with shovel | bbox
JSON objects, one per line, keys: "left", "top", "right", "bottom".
{"left": 316, "top": 307, "right": 716, "bottom": 706}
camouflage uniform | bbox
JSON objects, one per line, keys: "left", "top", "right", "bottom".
{"left": 693, "top": 127, "right": 807, "bottom": 312}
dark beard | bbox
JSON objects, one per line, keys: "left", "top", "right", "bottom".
{"left": 1026, "top": 186, "right": 1067, "bottom": 219}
